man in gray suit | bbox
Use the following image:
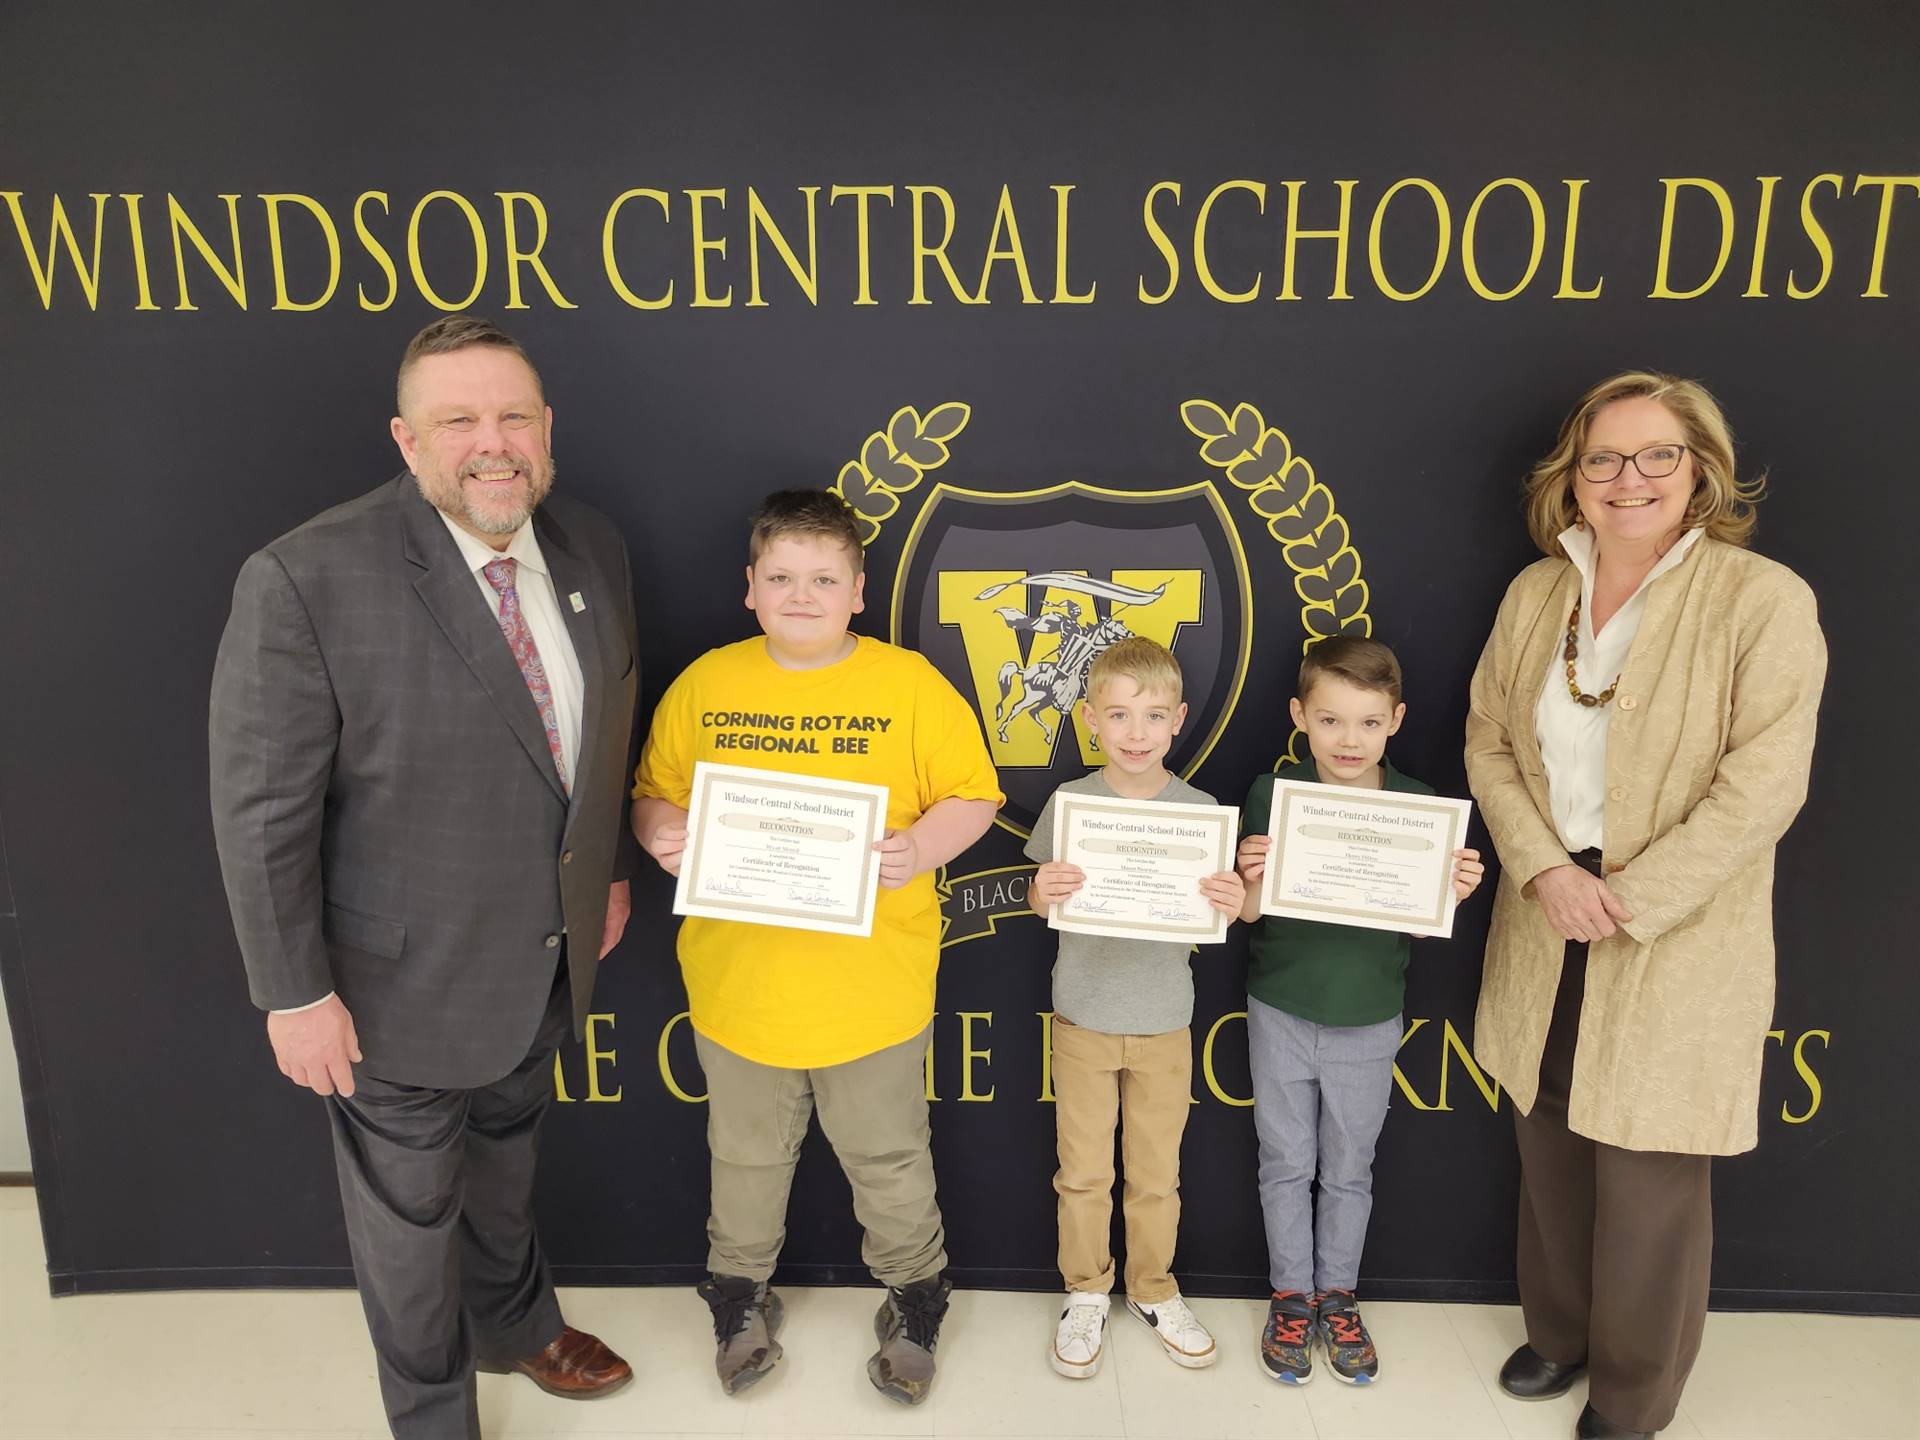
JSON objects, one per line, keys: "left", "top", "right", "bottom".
{"left": 210, "top": 315, "right": 640, "bottom": 1439}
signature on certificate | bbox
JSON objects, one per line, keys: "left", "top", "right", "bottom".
{"left": 1364, "top": 892, "right": 1420, "bottom": 912}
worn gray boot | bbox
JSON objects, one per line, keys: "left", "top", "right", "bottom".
{"left": 697, "top": 1273, "right": 785, "bottom": 1395}
{"left": 866, "top": 1274, "right": 953, "bottom": 1405}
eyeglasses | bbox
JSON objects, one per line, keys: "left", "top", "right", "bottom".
{"left": 1576, "top": 443, "right": 1689, "bottom": 484}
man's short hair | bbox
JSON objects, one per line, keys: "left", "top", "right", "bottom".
{"left": 1087, "top": 636, "right": 1183, "bottom": 705}
{"left": 396, "top": 314, "right": 541, "bottom": 414}
{"left": 748, "top": 490, "right": 866, "bottom": 572}
{"left": 1297, "top": 635, "right": 1403, "bottom": 707}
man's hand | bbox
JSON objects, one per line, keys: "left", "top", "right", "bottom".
{"left": 600, "top": 879, "right": 632, "bottom": 958}
{"left": 1201, "top": 868, "right": 1247, "bottom": 917}
{"left": 267, "top": 994, "right": 363, "bottom": 1098}
{"left": 1531, "top": 863, "right": 1633, "bottom": 944}
{"left": 874, "top": 829, "right": 922, "bottom": 889}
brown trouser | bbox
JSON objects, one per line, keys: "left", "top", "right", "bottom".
{"left": 1514, "top": 917, "right": 1713, "bottom": 1435}
{"left": 1051, "top": 1016, "right": 1191, "bottom": 1303}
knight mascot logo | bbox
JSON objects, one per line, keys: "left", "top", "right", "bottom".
{"left": 893, "top": 482, "right": 1252, "bottom": 836}
{"left": 829, "top": 398, "right": 1372, "bottom": 941}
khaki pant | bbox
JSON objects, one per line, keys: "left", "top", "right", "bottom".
{"left": 1515, "top": 934, "right": 1712, "bottom": 1435}
{"left": 695, "top": 1025, "right": 946, "bottom": 1288}
{"left": 1051, "top": 1016, "right": 1191, "bottom": 1303}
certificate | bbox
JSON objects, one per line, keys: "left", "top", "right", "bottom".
{"left": 1259, "top": 779, "right": 1472, "bottom": 938}
{"left": 1050, "top": 791, "right": 1239, "bottom": 945}
{"left": 673, "top": 762, "right": 888, "bottom": 936}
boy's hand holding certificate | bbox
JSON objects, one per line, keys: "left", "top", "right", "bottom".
{"left": 1047, "top": 791, "right": 1240, "bottom": 944}
{"left": 673, "top": 762, "right": 888, "bottom": 936}
{"left": 1257, "top": 778, "right": 1473, "bottom": 938}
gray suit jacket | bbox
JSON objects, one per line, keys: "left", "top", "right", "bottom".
{"left": 210, "top": 476, "right": 641, "bottom": 1088}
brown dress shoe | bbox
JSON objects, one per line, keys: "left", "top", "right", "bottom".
{"left": 477, "top": 1325, "right": 633, "bottom": 1399}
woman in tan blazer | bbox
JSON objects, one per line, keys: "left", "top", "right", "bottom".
{"left": 1464, "top": 373, "right": 1825, "bottom": 1440}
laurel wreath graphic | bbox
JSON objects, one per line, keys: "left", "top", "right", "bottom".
{"left": 1180, "top": 399, "right": 1374, "bottom": 767}
{"left": 829, "top": 403, "right": 972, "bottom": 545}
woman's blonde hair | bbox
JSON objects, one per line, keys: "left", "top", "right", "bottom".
{"left": 1522, "top": 371, "right": 1765, "bottom": 556}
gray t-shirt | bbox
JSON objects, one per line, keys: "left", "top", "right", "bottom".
{"left": 1025, "top": 770, "right": 1219, "bottom": 1035}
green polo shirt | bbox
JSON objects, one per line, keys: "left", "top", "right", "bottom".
{"left": 1241, "top": 756, "right": 1436, "bottom": 1028}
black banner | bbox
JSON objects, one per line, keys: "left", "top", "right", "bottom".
{"left": 1, "top": 1, "right": 1914, "bottom": 1312}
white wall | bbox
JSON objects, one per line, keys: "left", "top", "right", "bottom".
{"left": 0, "top": 981, "right": 30, "bottom": 1173}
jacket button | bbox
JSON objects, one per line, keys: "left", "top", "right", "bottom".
{"left": 545, "top": 934, "right": 561, "bottom": 949}
{"left": 561, "top": 850, "right": 574, "bottom": 865}
{"left": 1608, "top": 785, "right": 1627, "bottom": 803}
{"left": 1618, "top": 694, "right": 1637, "bottom": 711}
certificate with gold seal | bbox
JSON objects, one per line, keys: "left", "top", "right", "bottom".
{"left": 673, "top": 762, "right": 888, "bottom": 936}
{"left": 1259, "top": 779, "right": 1472, "bottom": 938}
{"left": 1050, "top": 791, "right": 1240, "bottom": 944}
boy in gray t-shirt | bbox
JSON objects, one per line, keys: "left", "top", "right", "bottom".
{"left": 1024, "top": 638, "right": 1244, "bottom": 1380}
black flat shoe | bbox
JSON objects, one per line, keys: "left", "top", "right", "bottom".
{"left": 1575, "top": 1401, "right": 1654, "bottom": 1438}
{"left": 1498, "top": 1342, "right": 1586, "bottom": 1400}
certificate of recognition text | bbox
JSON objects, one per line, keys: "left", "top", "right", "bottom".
{"left": 673, "top": 762, "right": 888, "bottom": 936}
{"left": 1259, "top": 779, "right": 1472, "bottom": 938}
{"left": 1050, "top": 791, "right": 1239, "bottom": 945}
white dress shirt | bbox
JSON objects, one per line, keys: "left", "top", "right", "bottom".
{"left": 1534, "top": 525, "right": 1703, "bottom": 852}
{"left": 271, "top": 512, "right": 585, "bottom": 1015}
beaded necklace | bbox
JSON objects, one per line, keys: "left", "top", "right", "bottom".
{"left": 1563, "top": 599, "right": 1619, "bottom": 708}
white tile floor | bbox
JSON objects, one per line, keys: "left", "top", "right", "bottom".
{"left": 2, "top": 1188, "right": 1914, "bottom": 1439}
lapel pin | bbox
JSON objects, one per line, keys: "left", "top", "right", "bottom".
{"left": 569, "top": 592, "right": 587, "bottom": 613}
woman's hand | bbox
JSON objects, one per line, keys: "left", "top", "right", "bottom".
{"left": 1531, "top": 863, "right": 1634, "bottom": 943}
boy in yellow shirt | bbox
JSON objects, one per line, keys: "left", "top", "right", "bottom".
{"left": 631, "top": 490, "right": 1001, "bottom": 1405}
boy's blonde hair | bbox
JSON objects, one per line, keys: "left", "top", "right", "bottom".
{"left": 1087, "top": 636, "right": 1183, "bottom": 705}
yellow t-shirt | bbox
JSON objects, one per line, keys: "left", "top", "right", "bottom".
{"left": 633, "top": 634, "right": 1003, "bottom": 1067}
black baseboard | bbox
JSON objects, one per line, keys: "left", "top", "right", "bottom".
{"left": 40, "top": 1261, "right": 1920, "bottom": 1316}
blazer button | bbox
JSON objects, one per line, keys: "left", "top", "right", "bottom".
{"left": 1618, "top": 694, "right": 1637, "bottom": 711}
{"left": 1608, "top": 785, "right": 1627, "bottom": 803}
{"left": 561, "top": 850, "right": 574, "bottom": 865}
{"left": 545, "top": 934, "right": 561, "bottom": 949}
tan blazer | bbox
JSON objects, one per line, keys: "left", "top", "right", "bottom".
{"left": 1465, "top": 536, "right": 1825, "bottom": 1155}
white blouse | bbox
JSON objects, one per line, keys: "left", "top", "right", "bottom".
{"left": 1535, "top": 525, "right": 1703, "bottom": 852}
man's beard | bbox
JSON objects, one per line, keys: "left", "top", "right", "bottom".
{"left": 415, "top": 451, "right": 556, "bottom": 536}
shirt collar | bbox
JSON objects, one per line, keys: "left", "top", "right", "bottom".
{"left": 437, "top": 510, "right": 548, "bottom": 579}
{"left": 1287, "top": 753, "right": 1412, "bottom": 792}
{"left": 1557, "top": 523, "right": 1702, "bottom": 593}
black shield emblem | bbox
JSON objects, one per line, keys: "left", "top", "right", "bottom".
{"left": 891, "top": 481, "right": 1252, "bottom": 836}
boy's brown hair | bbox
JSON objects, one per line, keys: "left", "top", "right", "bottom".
{"left": 748, "top": 489, "right": 866, "bottom": 572}
{"left": 1297, "top": 635, "right": 1403, "bottom": 706}
{"left": 1087, "top": 636, "right": 1183, "bottom": 705}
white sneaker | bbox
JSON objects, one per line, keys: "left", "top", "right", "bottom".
{"left": 1050, "top": 1291, "right": 1111, "bottom": 1378}
{"left": 1126, "top": 1293, "right": 1218, "bottom": 1368}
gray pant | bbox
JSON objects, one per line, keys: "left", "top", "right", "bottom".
{"left": 326, "top": 966, "right": 570, "bottom": 1440}
{"left": 1246, "top": 996, "right": 1400, "bottom": 1295}
{"left": 695, "top": 1024, "right": 946, "bottom": 1288}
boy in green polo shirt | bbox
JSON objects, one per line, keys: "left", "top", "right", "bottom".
{"left": 1234, "top": 637, "right": 1483, "bottom": 1386}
